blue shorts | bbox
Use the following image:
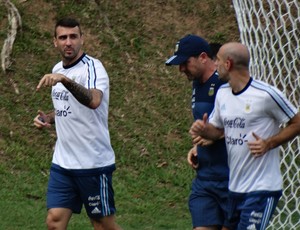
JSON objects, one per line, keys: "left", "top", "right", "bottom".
{"left": 47, "top": 164, "right": 116, "bottom": 219}
{"left": 189, "top": 178, "right": 230, "bottom": 228}
{"left": 228, "top": 190, "right": 282, "bottom": 230}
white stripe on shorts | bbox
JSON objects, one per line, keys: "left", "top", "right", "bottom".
{"left": 260, "top": 197, "right": 275, "bottom": 230}
{"left": 100, "top": 174, "right": 110, "bottom": 216}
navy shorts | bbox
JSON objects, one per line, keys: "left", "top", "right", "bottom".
{"left": 228, "top": 190, "right": 282, "bottom": 230}
{"left": 47, "top": 164, "right": 116, "bottom": 219}
{"left": 189, "top": 178, "right": 230, "bottom": 228}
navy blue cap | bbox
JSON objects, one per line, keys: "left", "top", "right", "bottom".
{"left": 165, "top": 34, "right": 211, "bottom": 65}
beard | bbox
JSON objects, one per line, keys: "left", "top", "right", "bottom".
{"left": 59, "top": 47, "right": 81, "bottom": 65}
{"left": 63, "top": 49, "right": 76, "bottom": 60}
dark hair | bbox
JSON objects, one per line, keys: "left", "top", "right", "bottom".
{"left": 192, "top": 48, "right": 214, "bottom": 60}
{"left": 54, "top": 18, "right": 82, "bottom": 37}
{"left": 209, "top": 42, "right": 222, "bottom": 60}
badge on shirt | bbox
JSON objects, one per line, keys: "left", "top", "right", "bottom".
{"left": 208, "top": 84, "right": 215, "bottom": 96}
{"left": 245, "top": 100, "right": 252, "bottom": 113}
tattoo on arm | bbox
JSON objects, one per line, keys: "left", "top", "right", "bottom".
{"left": 63, "top": 79, "right": 93, "bottom": 107}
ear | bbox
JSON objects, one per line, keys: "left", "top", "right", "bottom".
{"left": 81, "top": 34, "right": 84, "bottom": 46}
{"left": 199, "top": 52, "right": 208, "bottom": 63}
{"left": 53, "top": 37, "right": 57, "bottom": 47}
{"left": 226, "top": 58, "right": 233, "bottom": 71}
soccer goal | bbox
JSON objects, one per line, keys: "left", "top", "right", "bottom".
{"left": 232, "top": 0, "right": 300, "bottom": 229}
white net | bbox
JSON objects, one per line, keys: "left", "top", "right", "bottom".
{"left": 232, "top": 0, "right": 300, "bottom": 229}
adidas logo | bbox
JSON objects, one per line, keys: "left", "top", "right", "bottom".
{"left": 221, "top": 104, "right": 226, "bottom": 111}
{"left": 91, "top": 207, "right": 101, "bottom": 214}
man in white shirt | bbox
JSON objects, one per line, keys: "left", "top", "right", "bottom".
{"left": 33, "top": 17, "right": 121, "bottom": 230}
{"left": 189, "top": 42, "right": 300, "bottom": 230}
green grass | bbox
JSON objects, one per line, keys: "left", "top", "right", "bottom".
{"left": 0, "top": 0, "right": 239, "bottom": 229}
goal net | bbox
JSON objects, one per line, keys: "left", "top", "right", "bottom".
{"left": 232, "top": 0, "right": 300, "bottom": 229}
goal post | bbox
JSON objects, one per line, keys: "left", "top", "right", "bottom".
{"left": 232, "top": 0, "right": 300, "bottom": 229}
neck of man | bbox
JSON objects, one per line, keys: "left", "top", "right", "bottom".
{"left": 63, "top": 50, "right": 84, "bottom": 66}
{"left": 201, "top": 62, "right": 217, "bottom": 83}
{"left": 230, "top": 70, "right": 251, "bottom": 93}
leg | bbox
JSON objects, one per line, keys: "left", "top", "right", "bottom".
{"left": 237, "top": 193, "right": 281, "bottom": 230}
{"left": 46, "top": 208, "right": 72, "bottom": 230}
{"left": 91, "top": 214, "right": 122, "bottom": 230}
{"left": 193, "top": 226, "right": 221, "bottom": 230}
{"left": 193, "top": 225, "right": 231, "bottom": 230}
{"left": 189, "top": 179, "right": 229, "bottom": 230}
{"left": 221, "top": 227, "right": 231, "bottom": 230}
{"left": 46, "top": 165, "right": 83, "bottom": 230}
{"left": 77, "top": 173, "right": 122, "bottom": 230}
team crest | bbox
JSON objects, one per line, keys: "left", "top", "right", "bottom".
{"left": 245, "top": 100, "right": 252, "bottom": 113}
{"left": 208, "top": 84, "right": 215, "bottom": 96}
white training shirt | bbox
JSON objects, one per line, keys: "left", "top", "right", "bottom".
{"left": 51, "top": 53, "right": 115, "bottom": 169}
{"left": 209, "top": 78, "right": 298, "bottom": 193}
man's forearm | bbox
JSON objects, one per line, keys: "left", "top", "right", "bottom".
{"left": 203, "top": 124, "right": 224, "bottom": 140}
{"left": 62, "top": 77, "right": 92, "bottom": 107}
{"left": 266, "top": 114, "right": 300, "bottom": 150}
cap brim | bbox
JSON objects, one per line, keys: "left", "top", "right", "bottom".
{"left": 165, "top": 55, "right": 189, "bottom": 66}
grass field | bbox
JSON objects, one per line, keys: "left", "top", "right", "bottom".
{"left": 0, "top": 0, "right": 239, "bottom": 229}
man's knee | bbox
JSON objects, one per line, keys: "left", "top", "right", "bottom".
{"left": 91, "top": 215, "right": 121, "bottom": 230}
{"left": 46, "top": 208, "right": 72, "bottom": 230}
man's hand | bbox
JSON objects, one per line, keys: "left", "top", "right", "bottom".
{"left": 36, "top": 73, "right": 65, "bottom": 90}
{"left": 189, "top": 113, "right": 209, "bottom": 140}
{"left": 248, "top": 132, "right": 270, "bottom": 158}
{"left": 187, "top": 146, "right": 198, "bottom": 169}
{"left": 33, "top": 110, "right": 52, "bottom": 129}
{"left": 192, "top": 135, "right": 214, "bottom": 146}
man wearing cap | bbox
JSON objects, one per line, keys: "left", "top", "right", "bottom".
{"left": 166, "top": 35, "right": 230, "bottom": 230}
